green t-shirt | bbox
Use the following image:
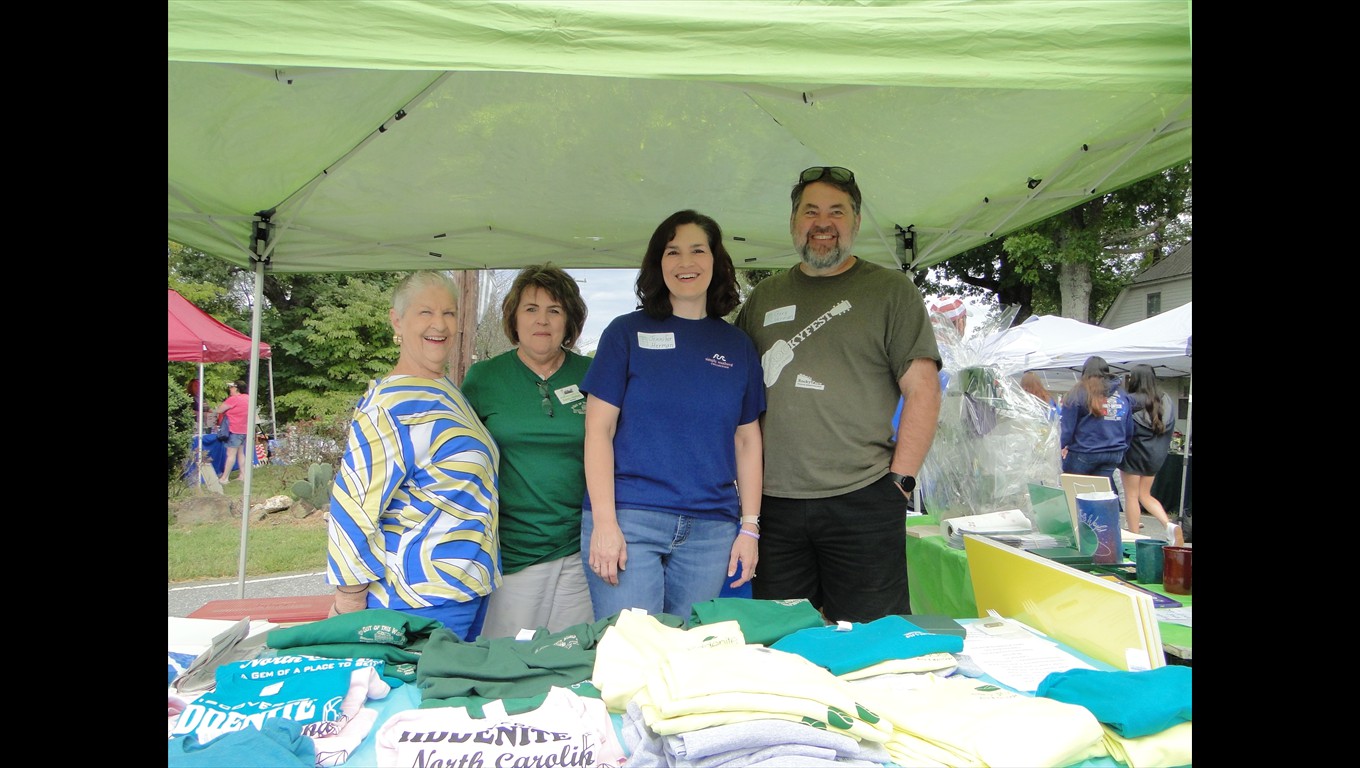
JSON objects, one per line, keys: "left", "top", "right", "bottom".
{"left": 736, "top": 259, "right": 940, "bottom": 498}
{"left": 462, "top": 349, "right": 591, "bottom": 573}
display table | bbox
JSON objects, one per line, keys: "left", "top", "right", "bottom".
{"left": 169, "top": 615, "right": 1156, "bottom": 768}
{"left": 905, "top": 516, "right": 1192, "bottom": 664}
{"left": 184, "top": 434, "right": 262, "bottom": 484}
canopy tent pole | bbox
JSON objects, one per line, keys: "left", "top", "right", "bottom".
{"left": 235, "top": 258, "right": 267, "bottom": 599}
{"left": 195, "top": 361, "right": 205, "bottom": 486}
{"left": 1176, "top": 375, "right": 1192, "bottom": 520}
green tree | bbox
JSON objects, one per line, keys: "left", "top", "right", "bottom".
{"left": 923, "top": 162, "right": 1191, "bottom": 323}
{"left": 167, "top": 373, "right": 195, "bottom": 481}
{"left": 169, "top": 242, "right": 403, "bottom": 426}
{"left": 268, "top": 275, "right": 402, "bottom": 424}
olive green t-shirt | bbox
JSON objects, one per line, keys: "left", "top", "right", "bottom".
{"left": 736, "top": 259, "right": 940, "bottom": 498}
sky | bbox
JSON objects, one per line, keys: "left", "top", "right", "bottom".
{"left": 566, "top": 269, "right": 640, "bottom": 353}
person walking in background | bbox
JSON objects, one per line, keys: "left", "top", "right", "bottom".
{"left": 1021, "top": 370, "right": 1060, "bottom": 422}
{"left": 462, "top": 264, "right": 595, "bottom": 638}
{"left": 326, "top": 271, "right": 501, "bottom": 642}
{"left": 736, "top": 166, "right": 942, "bottom": 623}
{"left": 1117, "top": 364, "right": 1178, "bottom": 532}
{"left": 1059, "top": 355, "right": 1134, "bottom": 496}
{"left": 581, "top": 209, "right": 765, "bottom": 622}
{"left": 213, "top": 380, "right": 250, "bottom": 484}
{"left": 185, "top": 378, "right": 206, "bottom": 421}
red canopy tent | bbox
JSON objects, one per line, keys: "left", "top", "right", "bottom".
{"left": 169, "top": 288, "right": 271, "bottom": 363}
{"left": 168, "top": 289, "right": 276, "bottom": 479}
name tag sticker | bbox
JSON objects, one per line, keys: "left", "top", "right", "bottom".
{"left": 763, "top": 305, "right": 796, "bottom": 326}
{"left": 556, "top": 384, "right": 584, "bottom": 403}
{"left": 638, "top": 332, "right": 676, "bottom": 350}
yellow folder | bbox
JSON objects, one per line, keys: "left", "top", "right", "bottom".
{"left": 963, "top": 534, "right": 1164, "bottom": 671}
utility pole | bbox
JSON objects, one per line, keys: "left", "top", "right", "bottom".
{"left": 449, "top": 269, "right": 479, "bottom": 385}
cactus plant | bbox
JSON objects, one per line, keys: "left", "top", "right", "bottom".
{"left": 290, "top": 462, "right": 334, "bottom": 511}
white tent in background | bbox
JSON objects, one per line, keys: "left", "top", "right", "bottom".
{"left": 1033, "top": 302, "right": 1193, "bottom": 516}
{"left": 1041, "top": 302, "right": 1193, "bottom": 377}
{"left": 977, "top": 314, "right": 1109, "bottom": 378}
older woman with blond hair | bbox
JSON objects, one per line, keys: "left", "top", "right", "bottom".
{"left": 325, "top": 271, "right": 501, "bottom": 641}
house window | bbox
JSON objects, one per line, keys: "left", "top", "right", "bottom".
{"left": 1146, "top": 292, "right": 1162, "bottom": 317}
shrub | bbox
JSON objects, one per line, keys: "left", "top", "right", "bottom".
{"left": 275, "top": 412, "right": 351, "bottom": 469}
{"left": 167, "top": 373, "right": 195, "bottom": 482}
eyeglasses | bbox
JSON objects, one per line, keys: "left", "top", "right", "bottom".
{"left": 799, "top": 166, "right": 855, "bottom": 184}
{"left": 535, "top": 380, "right": 554, "bottom": 418}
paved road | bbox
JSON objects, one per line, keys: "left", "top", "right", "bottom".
{"left": 168, "top": 570, "right": 332, "bottom": 618}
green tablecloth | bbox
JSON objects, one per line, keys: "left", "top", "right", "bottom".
{"left": 905, "top": 515, "right": 1192, "bottom": 661}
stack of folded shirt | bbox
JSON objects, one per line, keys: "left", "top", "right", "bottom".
{"left": 417, "top": 611, "right": 686, "bottom": 715}
{"left": 594, "top": 608, "right": 747, "bottom": 712}
{"left": 375, "top": 686, "right": 626, "bottom": 768}
{"left": 687, "top": 597, "right": 826, "bottom": 645}
{"left": 633, "top": 643, "right": 894, "bottom": 744}
{"left": 1036, "top": 666, "right": 1193, "bottom": 767}
{"left": 846, "top": 672, "right": 1107, "bottom": 767}
{"left": 770, "top": 615, "right": 964, "bottom": 678}
{"left": 169, "top": 655, "right": 393, "bottom": 767}
{"left": 621, "top": 705, "right": 891, "bottom": 768}
{"left": 266, "top": 608, "right": 443, "bottom": 685}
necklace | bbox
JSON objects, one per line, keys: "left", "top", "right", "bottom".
{"left": 519, "top": 349, "right": 565, "bottom": 380}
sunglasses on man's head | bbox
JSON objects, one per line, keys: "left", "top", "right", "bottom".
{"left": 799, "top": 166, "right": 855, "bottom": 184}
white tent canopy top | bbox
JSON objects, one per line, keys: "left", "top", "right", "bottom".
{"left": 977, "top": 314, "right": 1113, "bottom": 379}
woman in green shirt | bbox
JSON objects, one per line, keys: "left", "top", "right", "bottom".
{"left": 462, "top": 264, "right": 594, "bottom": 638}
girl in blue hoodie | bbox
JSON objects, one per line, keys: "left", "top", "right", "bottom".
{"left": 1059, "top": 356, "right": 1134, "bottom": 493}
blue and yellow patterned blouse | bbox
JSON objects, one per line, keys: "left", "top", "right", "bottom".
{"left": 326, "top": 375, "right": 501, "bottom": 609}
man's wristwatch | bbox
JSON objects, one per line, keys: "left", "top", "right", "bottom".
{"left": 889, "top": 472, "right": 916, "bottom": 494}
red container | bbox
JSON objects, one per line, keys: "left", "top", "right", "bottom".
{"left": 1162, "top": 545, "right": 1193, "bottom": 595}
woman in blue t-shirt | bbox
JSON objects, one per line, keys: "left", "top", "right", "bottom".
{"left": 579, "top": 210, "right": 766, "bottom": 622}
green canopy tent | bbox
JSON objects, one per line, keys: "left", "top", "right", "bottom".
{"left": 168, "top": 0, "right": 1192, "bottom": 595}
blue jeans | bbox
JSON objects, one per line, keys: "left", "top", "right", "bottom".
{"left": 1063, "top": 449, "right": 1126, "bottom": 510}
{"left": 581, "top": 507, "right": 735, "bottom": 623}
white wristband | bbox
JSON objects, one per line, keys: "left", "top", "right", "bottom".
{"left": 740, "top": 515, "right": 760, "bottom": 528}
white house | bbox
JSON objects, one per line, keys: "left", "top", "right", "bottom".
{"left": 1099, "top": 241, "right": 1191, "bottom": 435}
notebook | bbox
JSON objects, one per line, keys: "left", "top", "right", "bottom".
{"left": 1027, "top": 483, "right": 1084, "bottom": 562}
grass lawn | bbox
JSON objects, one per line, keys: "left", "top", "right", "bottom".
{"left": 167, "top": 463, "right": 328, "bottom": 583}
